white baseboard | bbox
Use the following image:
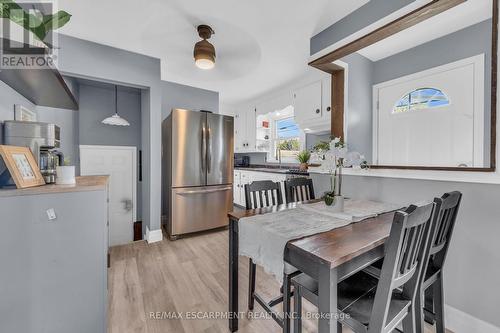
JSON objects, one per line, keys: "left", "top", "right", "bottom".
{"left": 445, "top": 304, "right": 500, "bottom": 333}
{"left": 144, "top": 227, "right": 163, "bottom": 244}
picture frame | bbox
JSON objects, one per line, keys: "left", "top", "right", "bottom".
{"left": 0, "top": 145, "right": 45, "bottom": 188}
{"left": 14, "top": 104, "right": 37, "bottom": 122}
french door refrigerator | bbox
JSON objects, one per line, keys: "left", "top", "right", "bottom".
{"left": 162, "top": 109, "right": 234, "bottom": 239}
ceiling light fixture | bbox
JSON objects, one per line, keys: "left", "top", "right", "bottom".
{"left": 102, "top": 85, "right": 130, "bottom": 126}
{"left": 194, "top": 25, "right": 216, "bottom": 70}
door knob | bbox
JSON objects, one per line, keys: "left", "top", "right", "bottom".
{"left": 122, "top": 199, "right": 133, "bottom": 212}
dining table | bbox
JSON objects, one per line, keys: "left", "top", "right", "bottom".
{"left": 228, "top": 199, "right": 399, "bottom": 333}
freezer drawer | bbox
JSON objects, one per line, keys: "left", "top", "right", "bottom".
{"left": 169, "top": 185, "right": 232, "bottom": 237}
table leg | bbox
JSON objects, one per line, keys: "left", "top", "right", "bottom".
{"left": 229, "top": 218, "right": 239, "bottom": 332}
{"left": 318, "top": 266, "right": 338, "bottom": 333}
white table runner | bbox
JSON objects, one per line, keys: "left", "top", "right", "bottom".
{"left": 238, "top": 199, "right": 400, "bottom": 282}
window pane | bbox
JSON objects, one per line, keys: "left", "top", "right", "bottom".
{"left": 276, "top": 117, "right": 300, "bottom": 138}
{"left": 393, "top": 88, "right": 449, "bottom": 114}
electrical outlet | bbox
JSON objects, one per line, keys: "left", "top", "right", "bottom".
{"left": 46, "top": 208, "right": 57, "bottom": 221}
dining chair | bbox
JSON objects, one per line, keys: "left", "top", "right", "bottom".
{"left": 365, "top": 191, "right": 462, "bottom": 333}
{"left": 284, "top": 177, "right": 315, "bottom": 204}
{"left": 244, "top": 181, "right": 283, "bottom": 309}
{"left": 290, "top": 201, "right": 437, "bottom": 333}
{"left": 422, "top": 191, "right": 462, "bottom": 333}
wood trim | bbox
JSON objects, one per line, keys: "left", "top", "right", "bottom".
{"left": 310, "top": 0, "right": 497, "bottom": 172}
{"left": 331, "top": 70, "right": 345, "bottom": 139}
{"left": 309, "top": 0, "right": 466, "bottom": 70}
{"left": 134, "top": 221, "right": 143, "bottom": 241}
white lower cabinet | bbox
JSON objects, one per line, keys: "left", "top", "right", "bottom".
{"left": 233, "top": 170, "right": 286, "bottom": 207}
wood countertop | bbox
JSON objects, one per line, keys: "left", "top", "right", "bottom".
{"left": 0, "top": 175, "right": 109, "bottom": 198}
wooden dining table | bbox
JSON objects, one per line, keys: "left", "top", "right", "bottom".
{"left": 228, "top": 199, "right": 398, "bottom": 333}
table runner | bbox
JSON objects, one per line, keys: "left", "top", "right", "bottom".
{"left": 238, "top": 199, "right": 400, "bottom": 282}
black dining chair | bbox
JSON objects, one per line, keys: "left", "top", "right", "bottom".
{"left": 421, "top": 191, "right": 462, "bottom": 333}
{"left": 290, "top": 201, "right": 437, "bottom": 333}
{"left": 284, "top": 177, "right": 315, "bottom": 204}
{"left": 244, "top": 181, "right": 283, "bottom": 309}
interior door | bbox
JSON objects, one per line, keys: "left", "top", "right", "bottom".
{"left": 171, "top": 109, "right": 207, "bottom": 187}
{"left": 80, "top": 145, "right": 136, "bottom": 246}
{"left": 376, "top": 59, "right": 478, "bottom": 167}
{"left": 206, "top": 113, "right": 234, "bottom": 186}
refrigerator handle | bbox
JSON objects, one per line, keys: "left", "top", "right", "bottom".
{"left": 207, "top": 123, "right": 212, "bottom": 173}
{"left": 201, "top": 125, "right": 207, "bottom": 172}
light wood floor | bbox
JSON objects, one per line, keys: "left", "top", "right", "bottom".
{"left": 108, "top": 229, "right": 449, "bottom": 333}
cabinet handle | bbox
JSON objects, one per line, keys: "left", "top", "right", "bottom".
{"left": 315, "top": 109, "right": 320, "bottom": 114}
{"left": 326, "top": 106, "right": 331, "bottom": 112}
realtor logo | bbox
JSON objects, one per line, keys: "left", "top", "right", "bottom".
{"left": 0, "top": 0, "right": 71, "bottom": 69}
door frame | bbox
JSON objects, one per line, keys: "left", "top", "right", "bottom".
{"left": 372, "top": 54, "right": 485, "bottom": 167}
{"left": 79, "top": 145, "right": 138, "bottom": 222}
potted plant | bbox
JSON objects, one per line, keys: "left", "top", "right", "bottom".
{"left": 322, "top": 137, "right": 367, "bottom": 211}
{"left": 297, "top": 150, "right": 311, "bottom": 171}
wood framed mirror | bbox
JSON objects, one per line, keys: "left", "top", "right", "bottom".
{"left": 310, "top": 0, "right": 498, "bottom": 172}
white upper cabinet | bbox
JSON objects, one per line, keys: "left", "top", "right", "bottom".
{"left": 293, "top": 80, "right": 322, "bottom": 123}
{"left": 322, "top": 76, "right": 332, "bottom": 119}
{"left": 234, "top": 105, "right": 257, "bottom": 152}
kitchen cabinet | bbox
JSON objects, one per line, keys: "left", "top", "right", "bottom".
{"left": 233, "top": 169, "right": 287, "bottom": 207}
{"left": 234, "top": 106, "right": 257, "bottom": 152}
{"left": 293, "top": 77, "right": 332, "bottom": 133}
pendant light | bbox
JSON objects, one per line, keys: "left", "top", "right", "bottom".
{"left": 102, "top": 85, "right": 130, "bottom": 126}
{"left": 194, "top": 25, "right": 216, "bottom": 70}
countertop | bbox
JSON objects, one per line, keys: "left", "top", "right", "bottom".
{"left": 234, "top": 165, "right": 309, "bottom": 175}
{"left": 0, "top": 175, "right": 109, "bottom": 198}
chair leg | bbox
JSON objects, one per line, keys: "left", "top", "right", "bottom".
{"left": 402, "top": 304, "right": 416, "bottom": 333}
{"left": 283, "top": 273, "right": 291, "bottom": 333}
{"left": 414, "top": 286, "right": 424, "bottom": 333}
{"left": 293, "top": 284, "right": 302, "bottom": 333}
{"left": 424, "top": 283, "right": 435, "bottom": 324}
{"left": 248, "top": 259, "right": 256, "bottom": 311}
{"left": 434, "top": 273, "right": 445, "bottom": 333}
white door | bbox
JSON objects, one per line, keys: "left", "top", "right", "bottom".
{"left": 80, "top": 145, "right": 137, "bottom": 246}
{"left": 374, "top": 55, "right": 484, "bottom": 167}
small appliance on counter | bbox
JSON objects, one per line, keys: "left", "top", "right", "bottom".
{"left": 234, "top": 155, "right": 250, "bottom": 167}
{"left": 1, "top": 121, "right": 64, "bottom": 184}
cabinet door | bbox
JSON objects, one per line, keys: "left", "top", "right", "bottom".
{"left": 245, "top": 106, "right": 257, "bottom": 151}
{"left": 233, "top": 171, "right": 241, "bottom": 204}
{"left": 234, "top": 110, "right": 245, "bottom": 152}
{"left": 322, "top": 76, "right": 332, "bottom": 120}
{"left": 293, "top": 81, "right": 322, "bottom": 123}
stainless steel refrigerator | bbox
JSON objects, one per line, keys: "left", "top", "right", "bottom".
{"left": 162, "top": 109, "right": 234, "bottom": 239}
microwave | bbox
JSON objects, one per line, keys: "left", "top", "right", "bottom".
{"left": 234, "top": 155, "right": 250, "bottom": 167}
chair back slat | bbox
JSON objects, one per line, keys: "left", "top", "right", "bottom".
{"left": 368, "top": 202, "right": 436, "bottom": 333}
{"left": 284, "top": 178, "right": 315, "bottom": 204}
{"left": 244, "top": 180, "right": 283, "bottom": 210}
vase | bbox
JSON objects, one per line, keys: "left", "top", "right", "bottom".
{"left": 299, "top": 163, "right": 308, "bottom": 171}
{"left": 56, "top": 166, "right": 76, "bottom": 185}
{"left": 324, "top": 194, "right": 344, "bottom": 212}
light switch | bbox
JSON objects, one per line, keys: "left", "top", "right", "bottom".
{"left": 46, "top": 208, "right": 57, "bottom": 220}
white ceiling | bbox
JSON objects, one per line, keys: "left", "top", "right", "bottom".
{"left": 57, "top": 0, "right": 368, "bottom": 105}
{"left": 358, "top": 0, "right": 492, "bottom": 61}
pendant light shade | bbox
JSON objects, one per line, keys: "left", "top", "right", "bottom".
{"left": 194, "top": 25, "right": 216, "bottom": 70}
{"left": 102, "top": 85, "right": 130, "bottom": 126}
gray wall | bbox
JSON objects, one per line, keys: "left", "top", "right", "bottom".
{"left": 310, "top": 0, "right": 414, "bottom": 55}
{"left": 0, "top": 81, "right": 36, "bottom": 122}
{"left": 78, "top": 82, "right": 143, "bottom": 219}
{"left": 311, "top": 173, "right": 500, "bottom": 328}
{"left": 342, "top": 53, "right": 373, "bottom": 161}
{"left": 56, "top": 33, "right": 163, "bottom": 235}
{"left": 161, "top": 80, "right": 219, "bottom": 119}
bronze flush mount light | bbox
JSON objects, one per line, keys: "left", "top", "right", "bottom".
{"left": 194, "top": 25, "right": 216, "bottom": 70}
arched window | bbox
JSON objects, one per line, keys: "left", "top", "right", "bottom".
{"left": 393, "top": 88, "right": 450, "bottom": 114}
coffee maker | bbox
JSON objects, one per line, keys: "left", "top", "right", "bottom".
{"left": 1, "top": 121, "right": 64, "bottom": 184}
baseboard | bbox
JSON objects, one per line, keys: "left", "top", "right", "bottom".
{"left": 144, "top": 227, "right": 163, "bottom": 244}
{"left": 445, "top": 304, "right": 500, "bottom": 333}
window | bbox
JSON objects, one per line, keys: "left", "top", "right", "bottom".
{"left": 393, "top": 88, "right": 450, "bottom": 114}
{"left": 274, "top": 117, "right": 301, "bottom": 162}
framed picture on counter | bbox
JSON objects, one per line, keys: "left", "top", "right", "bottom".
{"left": 0, "top": 145, "right": 45, "bottom": 188}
